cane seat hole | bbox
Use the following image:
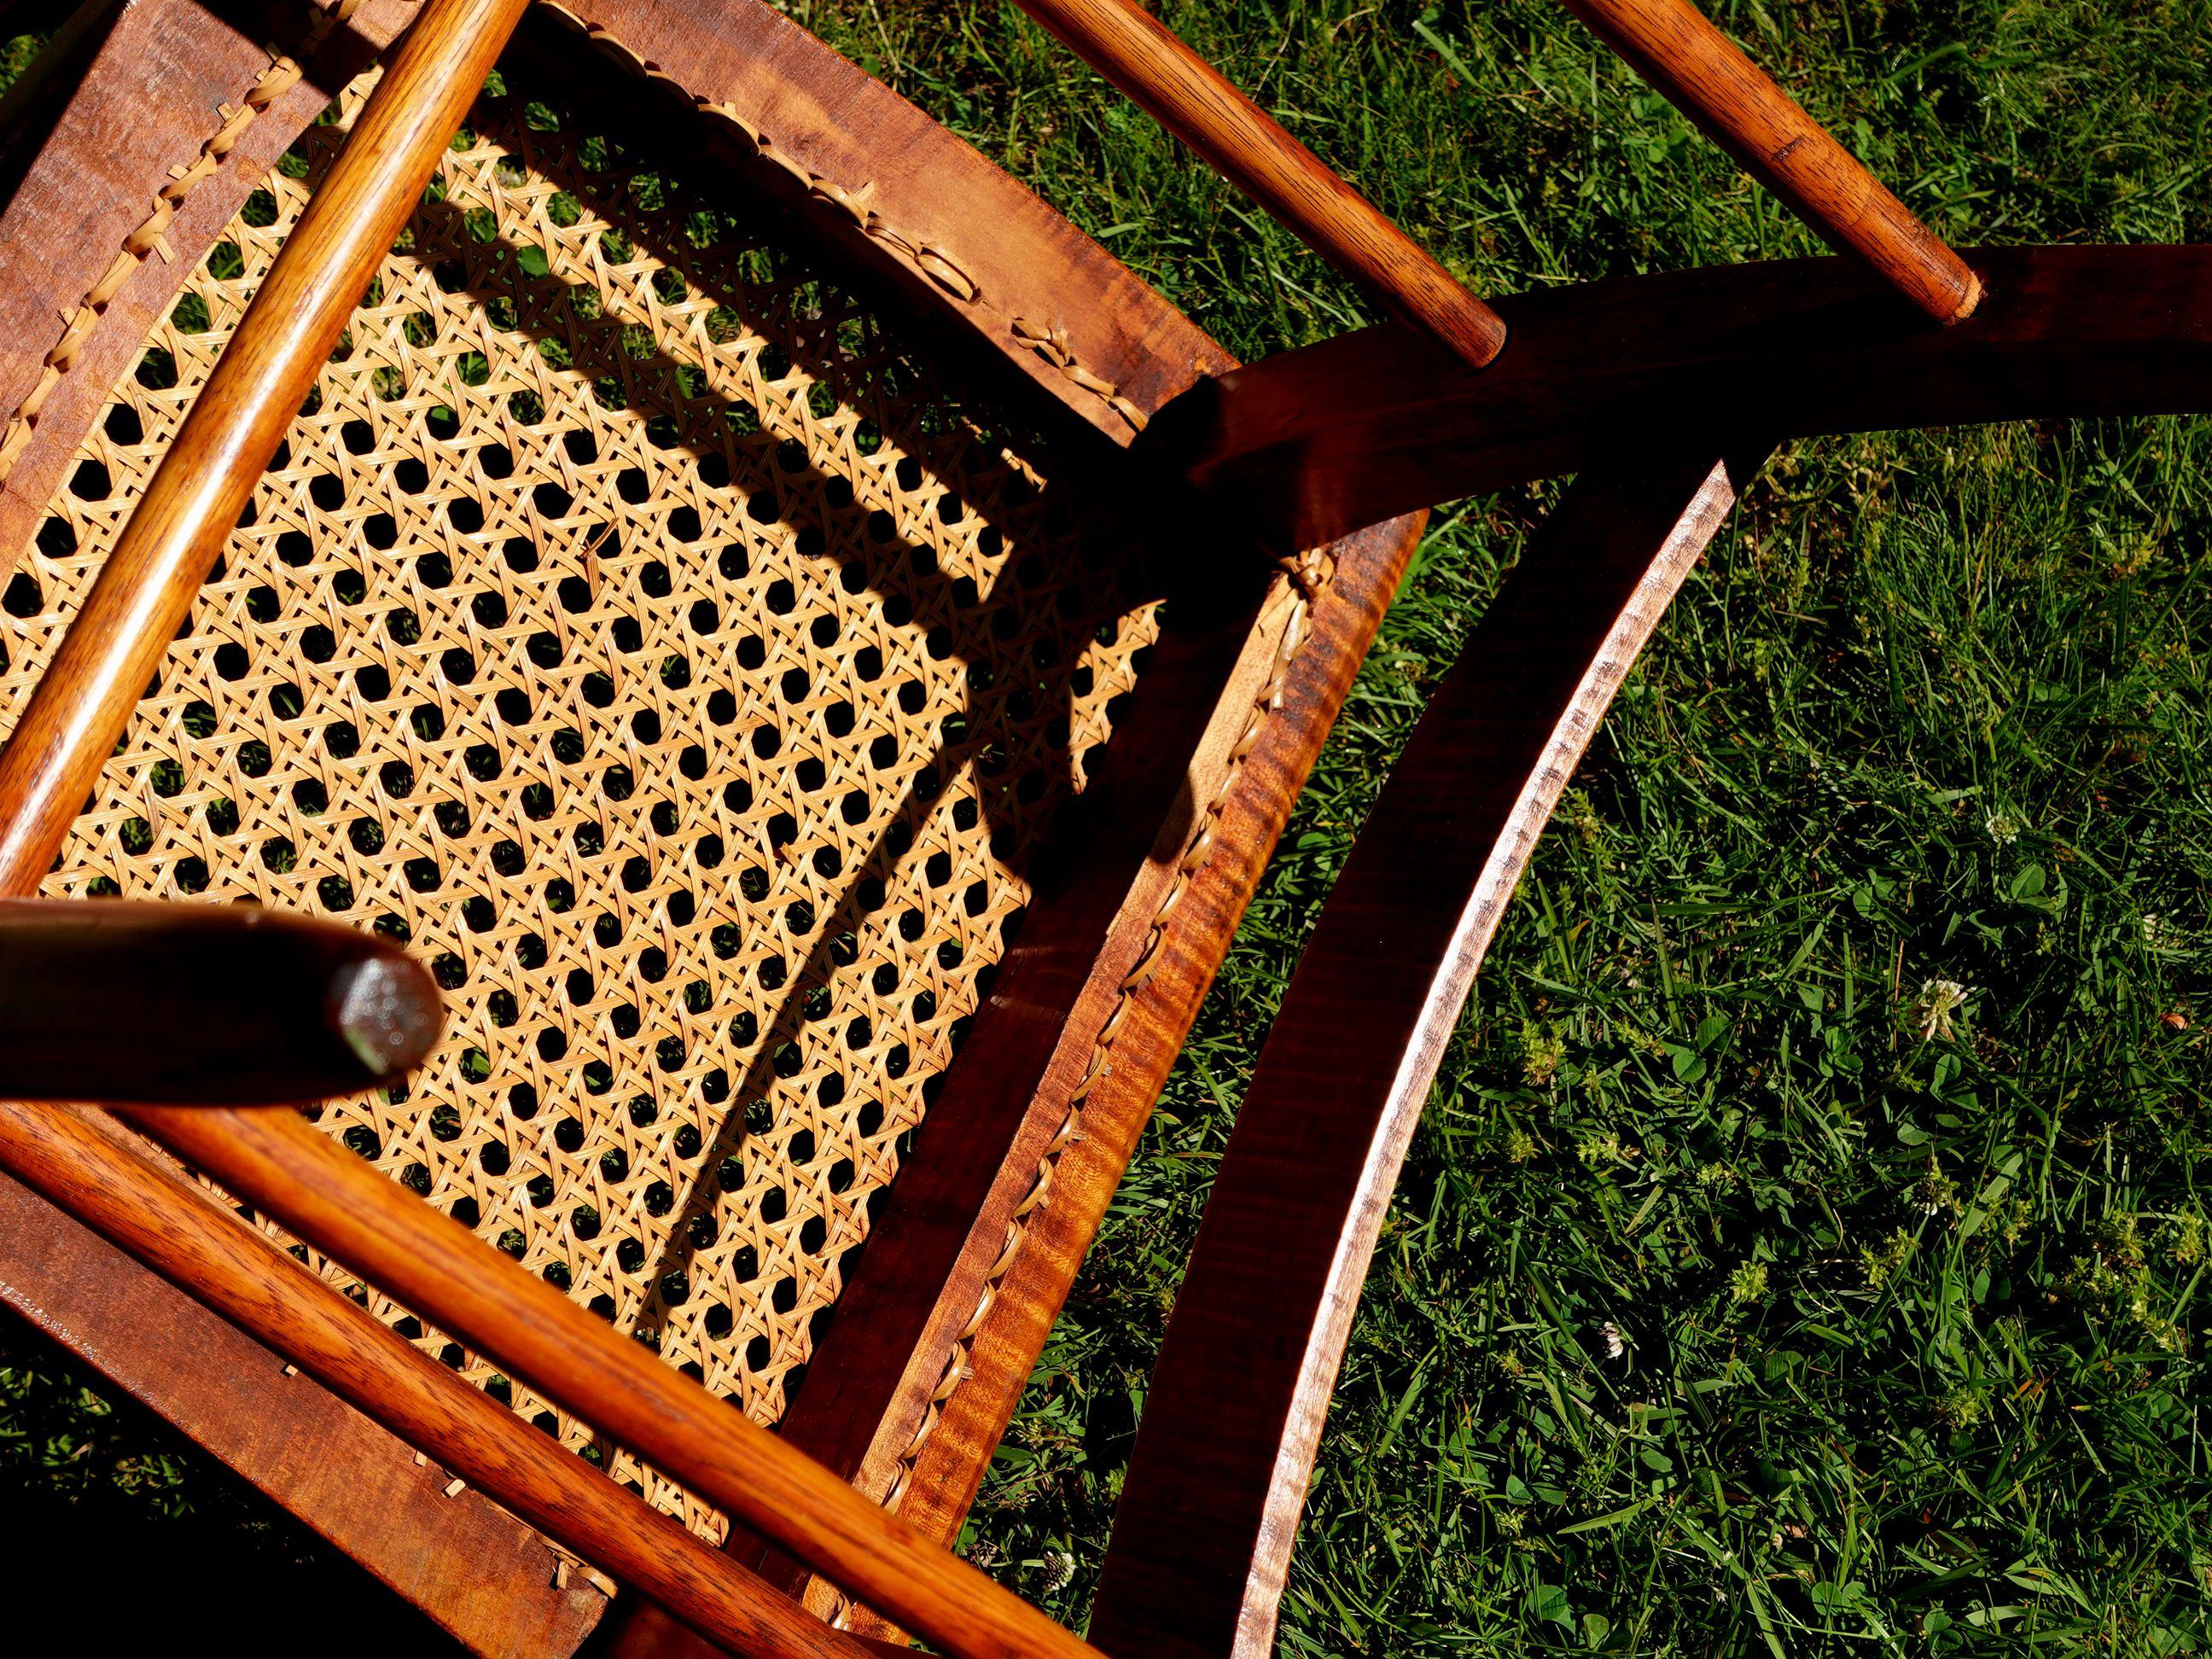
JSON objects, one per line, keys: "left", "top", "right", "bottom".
{"left": 0, "top": 63, "right": 1158, "bottom": 1540}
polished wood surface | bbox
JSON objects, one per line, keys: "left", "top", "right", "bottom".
{"left": 0, "top": 1099, "right": 875, "bottom": 1659}
{"left": 0, "top": 1148, "right": 610, "bottom": 1659}
{"left": 0, "top": 0, "right": 420, "bottom": 570}
{"left": 0, "top": 2, "right": 1341, "bottom": 1646}
{"left": 1559, "top": 0, "right": 1978, "bottom": 323}
{"left": 524, "top": 0, "right": 1231, "bottom": 439}
{"left": 1, "top": 3, "right": 2192, "bottom": 1654}
{"left": 839, "top": 518, "right": 1423, "bottom": 1632}
{"left": 0, "top": 0, "right": 533, "bottom": 894}
{"left": 0, "top": 899, "right": 439, "bottom": 1103}
{"left": 1147, "top": 244, "right": 2212, "bottom": 552}
{"left": 1090, "top": 444, "right": 1765, "bottom": 1657}
{"left": 619, "top": 513, "right": 1425, "bottom": 1649}
{"left": 0, "top": 0, "right": 1220, "bottom": 584}
{"left": 1011, "top": 0, "right": 1505, "bottom": 369}
{"left": 119, "top": 1102, "right": 1102, "bottom": 1659}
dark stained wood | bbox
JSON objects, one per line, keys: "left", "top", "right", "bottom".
{"left": 1147, "top": 245, "right": 2212, "bottom": 554}
{"left": 0, "top": 1100, "right": 876, "bottom": 1659}
{"left": 118, "top": 1101, "right": 1103, "bottom": 1659}
{"left": 0, "top": 0, "right": 533, "bottom": 894}
{"left": 739, "top": 574, "right": 1273, "bottom": 1546}
{"left": 0, "top": 0, "right": 423, "bottom": 573}
{"left": 1088, "top": 443, "right": 1768, "bottom": 1658}
{"left": 0, "top": 899, "right": 439, "bottom": 1103}
{"left": 1008, "top": 0, "right": 1505, "bottom": 369}
{"left": 529, "top": 0, "right": 1232, "bottom": 440}
{"left": 0, "top": 1132, "right": 610, "bottom": 1659}
{"left": 1558, "top": 0, "right": 1978, "bottom": 323}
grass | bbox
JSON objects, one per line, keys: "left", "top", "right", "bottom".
{"left": 7, "top": 0, "right": 2212, "bottom": 1653}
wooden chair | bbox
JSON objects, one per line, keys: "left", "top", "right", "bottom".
{"left": 0, "top": 0, "right": 2202, "bottom": 1653}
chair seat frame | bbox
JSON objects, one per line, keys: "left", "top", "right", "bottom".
{"left": 0, "top": 0, "right": 2203, "bottom": 1655}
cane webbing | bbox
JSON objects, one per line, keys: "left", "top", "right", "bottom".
{"left": 0, "top": 68, "right": 1155, "bottom": 1536}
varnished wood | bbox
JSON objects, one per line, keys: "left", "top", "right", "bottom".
{"left": 0, "top": 0, "right": 1227, "bottom": 581}
{"left": 523, "top": 0, "right": 1231, "bottom": 439}
{"left": 1010, "top": 0, "right": 1505, "bottom": 369}
{"left": 1, "top": 5, "right": 2192, "bottom": 1656}
{"left": 0, "top": 3, "right": 1320, "bottom": 1647}
{"left": 1090, "top": 444, "right": 1766, "bottom": 1658}
{"left": 0, "top": 1147, "right": 610, "bottom": 1659}
{"left": 0, "top": 0, "right": 529, "bottom": 893}
{"left": 621, "top": 512, "right": 1424, "bottom": 1650}
{"left": 1146, "top": 245, "right": 2212, "bottom": 553}
{"left": 1559, "top": 0, "right": 1978, "bottom": 323}
{"left": 835, "top": 517, "right": 1423, "bottom": 1632}
{"left": 118, "top": 1101, "right": 1103, "bottom": 1659}
{"left": 0, "top": 0, "right": 422, "bottom": 572}
{"left": 0, "top": 1100, "right": 877, "bottom": 1659}
{"left": 0, "top": 899, "right": 439, "bottom": 1103}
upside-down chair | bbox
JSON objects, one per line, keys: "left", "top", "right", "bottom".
{"left": 0, "top": 0, "right": 2202, "bottom": 1653}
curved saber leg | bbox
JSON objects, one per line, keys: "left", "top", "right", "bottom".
{"left": 1091, "top": 442, "right": 1769, "bottom": 1658}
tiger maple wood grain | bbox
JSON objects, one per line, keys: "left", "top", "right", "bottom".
{"left": 0, "top": 1099, "right": 873, "bottom": 1659}
{"left": 1091, "top": 447, "right": 1763, "bottom": 1657}
{"left": 0, "top": 0, "right": 533, "bottom": 891}
{"left": 124, "top": 1101, "right": 1104, "bottom": 1659}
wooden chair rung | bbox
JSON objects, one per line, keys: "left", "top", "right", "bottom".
{"left": 1560, "top": 0, "right": 1981, "bottom": 323}
{"left": 0, "top": 1098, "right": 873, "bottom": 1659}
{"left": 119, "top": 1100, "right": 1103, "bottom": 1659}
{"left": 0, "top": 0, "right": 533, "bottom": 893}
{"left": 1012, "top": 0, "right": 1508, "bottom": 369}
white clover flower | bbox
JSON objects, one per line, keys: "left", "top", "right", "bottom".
{"left": 1914, "top": 979, "right": 1970, "bottom": 1041}
{"left": 1041, "top": 1551, "right": 1075, "bottom": 1592}
{"left": 1598, "top": 1321, "right": 1626, "bottom": 1359}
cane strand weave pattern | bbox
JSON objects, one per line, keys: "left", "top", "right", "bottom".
{"left": 0, "top": 69, "right": 1156, "bottom": 1535}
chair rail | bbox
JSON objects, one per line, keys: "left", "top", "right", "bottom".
{"left": 0, "top": 0, "right": 529, "bottom": 892}
{"left": 1089, "top": 443, "right": 1767, "bottom": 1657}
{"left": 1143, "top": 244, "right": 2212, "bottom": 552}
{"left": 0, "top": 1098, "right": 874, "bottom": 1659}
{"left": 119, "top": 1101, "right": 1103, "bottom": 1659}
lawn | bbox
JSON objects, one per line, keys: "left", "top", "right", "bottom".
{"left": 7, "top": 0, "right": 2212, "bottom": 1653}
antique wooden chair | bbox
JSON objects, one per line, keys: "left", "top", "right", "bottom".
{"left": 0, "top": 0, "right": 2203, "bottom": 1654}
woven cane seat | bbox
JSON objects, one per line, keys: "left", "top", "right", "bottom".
{"left": 0, "top": 66, "right": 1154, "bottom": 1538}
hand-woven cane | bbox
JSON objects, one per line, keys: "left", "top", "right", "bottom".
{"left": 0, "top": 65, "right": 1155, "bottom": 1539}
{"left": 9, "top": 0, "right": 2205, "bottom": 1652}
